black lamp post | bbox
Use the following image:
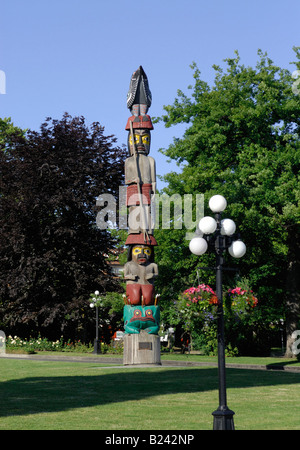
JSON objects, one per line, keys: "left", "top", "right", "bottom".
{"left": 90, "top": 291, "right": 102, "bottom": 354}
{"left": 189, "top": 195, "right": 246, "bottom": 430}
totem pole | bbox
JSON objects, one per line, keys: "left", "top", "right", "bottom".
{"left": 123, "top": 66, "right": 161, "bottom": 365}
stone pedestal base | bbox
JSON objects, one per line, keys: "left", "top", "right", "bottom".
{"left": 123, "top": 331, "right": 161, "bottom": 365}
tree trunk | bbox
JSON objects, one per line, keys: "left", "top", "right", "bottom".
{"left": 285, "top": 225, "right": 300, "bottom": 358}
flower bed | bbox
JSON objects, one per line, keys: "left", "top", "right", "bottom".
{"left": 5, "top": 335, "right": 123, "bottom": 355}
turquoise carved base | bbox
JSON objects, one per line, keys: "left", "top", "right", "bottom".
{"left": 123, "top": 305, "right": 160, "bottom": 335}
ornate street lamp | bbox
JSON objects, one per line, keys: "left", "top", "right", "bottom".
{"left": 89, "top": 290, "right": 103, "bottom": 354}
{"left": 189, "top": 195, "right": 246, "bottom": 430}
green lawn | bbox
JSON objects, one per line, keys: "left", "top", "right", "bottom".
{"left": 161, "top": 352, "right": 300, "bottom": 366}
{"left": 0, "top": 358, "right": 300, "bottom": 430}
{"left": 8, "top": 349, "right": 300, "bottom": 367}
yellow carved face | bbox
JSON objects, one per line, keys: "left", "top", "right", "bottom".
{"left": 129, "top": 133, "right": 150, "bottom": 146}
{"left": 132, "top": 245, "right": 152, "bottom": 264}
{"left": 128, "top": 130, "right": 151, "bottom": 154}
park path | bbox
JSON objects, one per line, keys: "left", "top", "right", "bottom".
{"left": 1, "top": 353, "right": 300, "bottom": 372}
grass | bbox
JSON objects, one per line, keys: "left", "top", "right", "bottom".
{"left": 0, "top": 358, "right": 300, "bottom": 430}
{"left": 7, "top": 347, "right": 300, "bottom": 361}
{"left": 8, "top": 349, "right": 300, "bottom": 369}
{"left": 161, "top": 352, "right": 300, "bottom": 365}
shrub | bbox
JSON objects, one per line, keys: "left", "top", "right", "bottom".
{"left": 5, "top": 335, "right": 123, "bottom": 355}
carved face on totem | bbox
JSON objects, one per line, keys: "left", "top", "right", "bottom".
{"left": 128, "top": 129, "right": 151, "bottom": 155}
{"left": 131, "top": 244, "right": 152, "bottom": 265}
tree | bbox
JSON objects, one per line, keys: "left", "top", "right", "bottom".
{"left": 155, "top": 48, "right": 300, "bottom": 356}
{"left": 0, "top": 117, "right": 25, "bottom": 147}
{"left": 0, "top": 114, "right": 126, "bottom": 340}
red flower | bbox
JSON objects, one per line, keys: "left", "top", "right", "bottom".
{"left": 209, "top": 295, "right": 219, "bottom": 304}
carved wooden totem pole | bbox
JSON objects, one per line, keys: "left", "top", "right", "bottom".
{"left": 123, "top": 66, "right": 161, "bottom": 365}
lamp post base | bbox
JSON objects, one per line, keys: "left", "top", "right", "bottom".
{"left": 93, "top": 339, "right": 102, "bottom": 354}
{"left": 212, "top": 407, "right": 235, "bottom": 430}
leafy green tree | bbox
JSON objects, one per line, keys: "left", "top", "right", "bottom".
{"left": 0, "top": 114, "right": 126, "bottom": 340}
{"left": 88, "top": 290, "right": 125, "bottom": 342}
{"left": 0, "top": 117, "right": 25, "bottom": 147}
{"left": 155, "top": 48, "right": 300, "bottom": 356}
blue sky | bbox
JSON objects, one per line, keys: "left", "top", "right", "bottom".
{"left": 0, "top": 0, "right": 299, "bottom": 189}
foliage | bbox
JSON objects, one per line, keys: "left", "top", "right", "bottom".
{"left": 106, "top": 228, "right": 128, "bottom": 265}
{"left": 5, "top": 334, "right": 125, "bottom": 354}
{"left": 89, "top": 290, "right": 124, "bottom": 314}
{"left": 155, "top": 48, "right": 300, "bottom": 353}
{"left": 0, "top": 117, "right": 25, "bottom": 147}
{"left": 225, "top": 279, "right": 258, "bottom": 318}
{"left": 191, "top": 323, "right": 218, "bottom": 356}
{"left": 176, "top": 284, "right": 218, "bottom": 334}
{"left": 169, "top": 278, "right": 259, "bottom": 355}
{"left": 222, "top": 279, "right": 261, "bottom": 355}
{"left": 0, "top": 114, "right": 127, "bottom": 340}
{"left": 5, "top": 335, "right": 90, "bottom": 353}
{"left": 198, "top": 324, "right": 239, "bottom": 357}
{"left": 88, "top": 290, "right": 124, "bottom": 335}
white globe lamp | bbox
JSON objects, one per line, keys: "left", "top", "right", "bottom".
{"left": 209, "top": 195, "right": 227, "bottom": 213}
{"left": 221, "top": 218, "right": 236, "bottom": 236}
{"left": 189, "top": 237, "right": 208, "bottom": 255}
{"left": 228, "top": 240, "right": 246, "bottom": 258}
{"left": 199, "top": 216, "right": 217, "bottom": 234}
